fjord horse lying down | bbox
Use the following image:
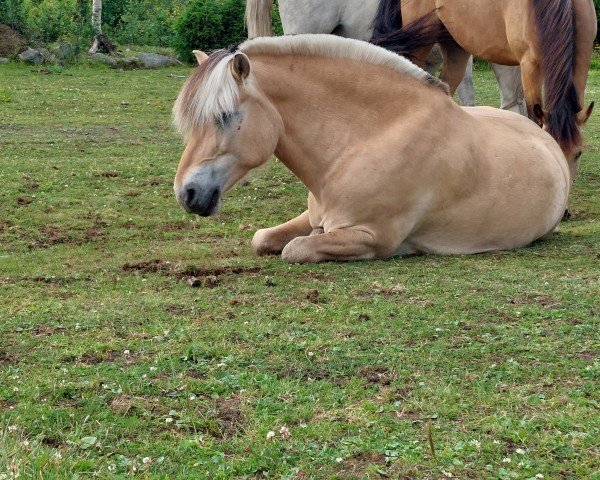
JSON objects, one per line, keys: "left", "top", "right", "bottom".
{"left": 173, "top": 35, "right": 590, "bottom": 264}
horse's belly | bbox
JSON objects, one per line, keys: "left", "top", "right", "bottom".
{"left": 435, "top": 0, "right": 521, "bottom": 63}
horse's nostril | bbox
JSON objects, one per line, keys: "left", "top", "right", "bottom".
{"left": 186, "top": 188, "right": 197, "bottom": 206}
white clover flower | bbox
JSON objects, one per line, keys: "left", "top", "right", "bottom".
{"left": 266, "top": 431, "right": 275, "bottom": 440}
{"left": 502, "top": 457, "right": 511, "bottom": 464}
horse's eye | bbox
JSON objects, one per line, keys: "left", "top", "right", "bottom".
{"left": 575, "top": 151, "right": 583, "bottom": 160}
{"left": 216, "top": 112, "right": 233, "bottom": 129}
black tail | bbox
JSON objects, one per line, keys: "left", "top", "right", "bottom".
{"left": 371, "top": 9, "right": 445, "bottom": 62}
{"left": 371, "top": 0, "right": 403, "bottom": 39}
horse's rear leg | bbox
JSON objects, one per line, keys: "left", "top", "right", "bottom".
{"left": 252, "top": 210, "right": 313, "bottom": 256}
{"left": 491, "top": 64, "right": 526, "bottom": 116}
{"left": 281, "top": 227, "right": 378, "bottom": 264}
{"left": 456, "top": 56, "right": 476, "bottom": 106}
{"left": 439, "top": 39, "right": 471, "bottom": 95}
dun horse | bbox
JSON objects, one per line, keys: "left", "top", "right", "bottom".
{"left": 245, "top": 0, "right": 525, "bottom": 113}
{"left": 372, "top": 0, "right": 596, "bottom": 156}
{"left": 173, "top": 35, "right": 587, "bottom": 263}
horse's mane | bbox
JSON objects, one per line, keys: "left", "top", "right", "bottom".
{"left": 240, "top": 34, "right": 448, "bottom": 92}
{"left": 173, "top": 34, "right": 449, "bottom": 135}
{"left": 532, "top": 0, "right": 581, "bottom": 150}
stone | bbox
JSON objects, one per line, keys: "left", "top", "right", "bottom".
{"left": 18, "top": 48, "right": 44, "bottom": 65}
{"left": 89, "top": 52, "right": 118, "bottom": 67}
{"left": 137, "top": 52, "right": 180, "bottom": 68}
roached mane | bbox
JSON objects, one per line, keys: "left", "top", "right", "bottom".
{"left": 173, "top": 34, "right": 449, "bottom": 135}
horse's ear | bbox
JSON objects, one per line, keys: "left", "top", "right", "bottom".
{"left": 192, "top": 50, "right": 209, "bottom": 65}
{"left": 533, "top": 104, "right": 547, "bottom": 124}
{"left": 231, "top": 53, "right": 250, "bottom": 82}
{"left": 577, "top": 102, "right": 594, "bottom": 125}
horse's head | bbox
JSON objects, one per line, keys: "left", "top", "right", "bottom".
{"left": 534, "top": 102, "right": 594, "bottom": 179}
{"left": 173, "top": 50, "right": 282, "bottom": 216}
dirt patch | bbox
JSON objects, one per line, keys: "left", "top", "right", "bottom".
{"left": 335, "top": 452, "right": 385, "bottom": 478}
{"left": 32, "top": 325, "right": 65, "bottom": 336}
{"left": 98, "top": 171, "right": 120, "bottom": 178}
{"left": 110, "top": 395, "right": 161, "bottom": 415}
{"left": 0, "top": 25, "right": 27, "bottom": 58}
{"left": 215, "top": 397, "right": 245, "bottom": 438}
{"left": 360, "top": 366, "right": 396, "bottom": 386}
{"left": 0, "top": 351, "right": 14, "bottom": 364}
{"left": 510, "top": 294, "right": 561, "bottom": 309}
{"left": 40, "top": 437, "right": 63, "bottom": 448}
{"left": 121, "top": 259, "right": 261, "bottom": 288}
{"left": 77, "top": 350, "right": 121, "bottom": 365}
{"left": 28, "top": 226, "right": 106, "bottom": 250}
{"left": 140, "top": 177, "right": 163, "bottom": 186}
{"left": 16, "top": 197, "right": 32, "bottom": 206}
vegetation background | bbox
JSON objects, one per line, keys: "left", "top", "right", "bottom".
{"left": 1, "top": 0, "right": 594, "bottom": 62}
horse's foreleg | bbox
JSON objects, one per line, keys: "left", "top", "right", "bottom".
{"left": 456, "top": 56, "right": 476, "bottom": 106}
{"left": 252, "top": 210, "right": 313, "bottom": 256}
{"left": 520, "top": 55, "right": 543, "bottom": 123}
{"left": 281, "top": 227, "right": 377, "bottom": 264}
{"left": 439, "top": 39, "right": 471, "bottom": 95}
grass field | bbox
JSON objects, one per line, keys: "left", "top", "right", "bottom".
{"left": 0, "top": 61, "right": 598, "bottom": 479}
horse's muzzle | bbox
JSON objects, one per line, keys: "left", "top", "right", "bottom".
{"left": 178, "top": 184, "right": 221, "bottom": 216}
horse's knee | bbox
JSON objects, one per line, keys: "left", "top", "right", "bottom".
{"left": 252, "top": 228, "right": 281, "bottom": 256}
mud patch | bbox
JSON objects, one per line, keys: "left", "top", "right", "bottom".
{"left": 215, "top": 397, "right": 245, "bottom": 438}
{"left": 360, "top": 366, "right": 396, "bottom": 386}
{"left": 32, "top": 325, "right": 66, "bottom": 336}
{"left": 28, "top": 226, "right": 106, "bottom": 249}
{"left": 40, "top": 436, "right": 63, "bottom": 448}
{"left": 121, "top": 260, "right": 261, "bottom": 288}
{"left": 511, "top": 294, "right": 561, "bottom": 309}
{"left": 335, "top": 452, "right": 385, "bottom": 478}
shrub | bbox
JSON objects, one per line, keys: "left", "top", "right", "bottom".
{"left": 173, "top": 0, "right": 245, "bottom": 62}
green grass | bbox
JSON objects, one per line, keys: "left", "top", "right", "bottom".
{"left": 0, "top": 62, "right": 598, "bottom": 479}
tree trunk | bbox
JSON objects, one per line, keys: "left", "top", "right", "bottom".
{"left": 91, "top": 0, "right": 102, "bottom": 35}
{"left": 89, "top": 0, "right": 115, "bottom": 55}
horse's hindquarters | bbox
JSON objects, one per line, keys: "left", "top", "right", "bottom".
{"left": 407, "top": 109, "right": 570, "bottom": 254}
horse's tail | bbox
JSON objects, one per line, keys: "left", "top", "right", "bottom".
{"left": 371, "top": 0, "right": 403, "bottom": 39}
{"left": 532, "top": 0, "right": 581, "bottom": 149}
{"left": 370, "top": 10, "right": 445, "bottom": 61}
{"left": 245, "top": 0, "right": 273, "bottom": 38}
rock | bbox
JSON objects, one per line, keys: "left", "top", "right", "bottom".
{"left": 137, "top": 52, "right": 180, "bottom": 68}
{"left": 51, "top": 42, "right": 77, "bottom": 63}
{"left": 89, "top": 52, "right": 118, "bottom": 67}
{"left": 0, "top": 58, "right": 8, "bottom": 64}
{"left": 18, "top": 48, "right": 44, "bottom": 65}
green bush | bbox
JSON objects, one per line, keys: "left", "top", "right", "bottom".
{"left": 173, "top": 0, "right": 245, "bottom": 62}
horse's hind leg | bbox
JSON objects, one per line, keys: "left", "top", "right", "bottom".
{"left": 456, "top": 56, "right": 476, "bottom": 106}
{"left": 281, "top": 228, "right": 378, "bottom": 264}
{"left": 491, "top": 64, "right": 526, "bottom": 116}
{"left": 252, "top": 210, "right": 313, "bottom": 256}
{"left": 439, "top": 38, "right": 472, "bottom": 95}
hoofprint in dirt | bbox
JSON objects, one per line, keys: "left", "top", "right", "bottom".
{"left": 0, "top": 62, "right": 598, "bottom": 479}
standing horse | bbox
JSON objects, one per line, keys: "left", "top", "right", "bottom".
{"left": 173, "top": 35, "right": 587, "bottom": 263}
{"left": 372, "top": 0, "right": 596, "bottom": 155}
{"left": 245, "top": 0, "right": 525, "bottom": 113}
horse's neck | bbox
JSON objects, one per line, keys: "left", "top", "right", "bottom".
{"left": 251, "top": 55, "right": 426, "bottom": 192}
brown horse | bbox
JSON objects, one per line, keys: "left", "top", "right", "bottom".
{"left": 172, "top": 35, "right": 587, "bottom": 263}
{"left": 371, "top": 0, "right": 596, "bottom": 159}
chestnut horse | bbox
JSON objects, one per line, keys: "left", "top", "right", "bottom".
{"left": 371, "top": 0, "right": 596, "bottom": 157}
{"left": 172, "top": 35, "right": 588, "bottom": 263}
